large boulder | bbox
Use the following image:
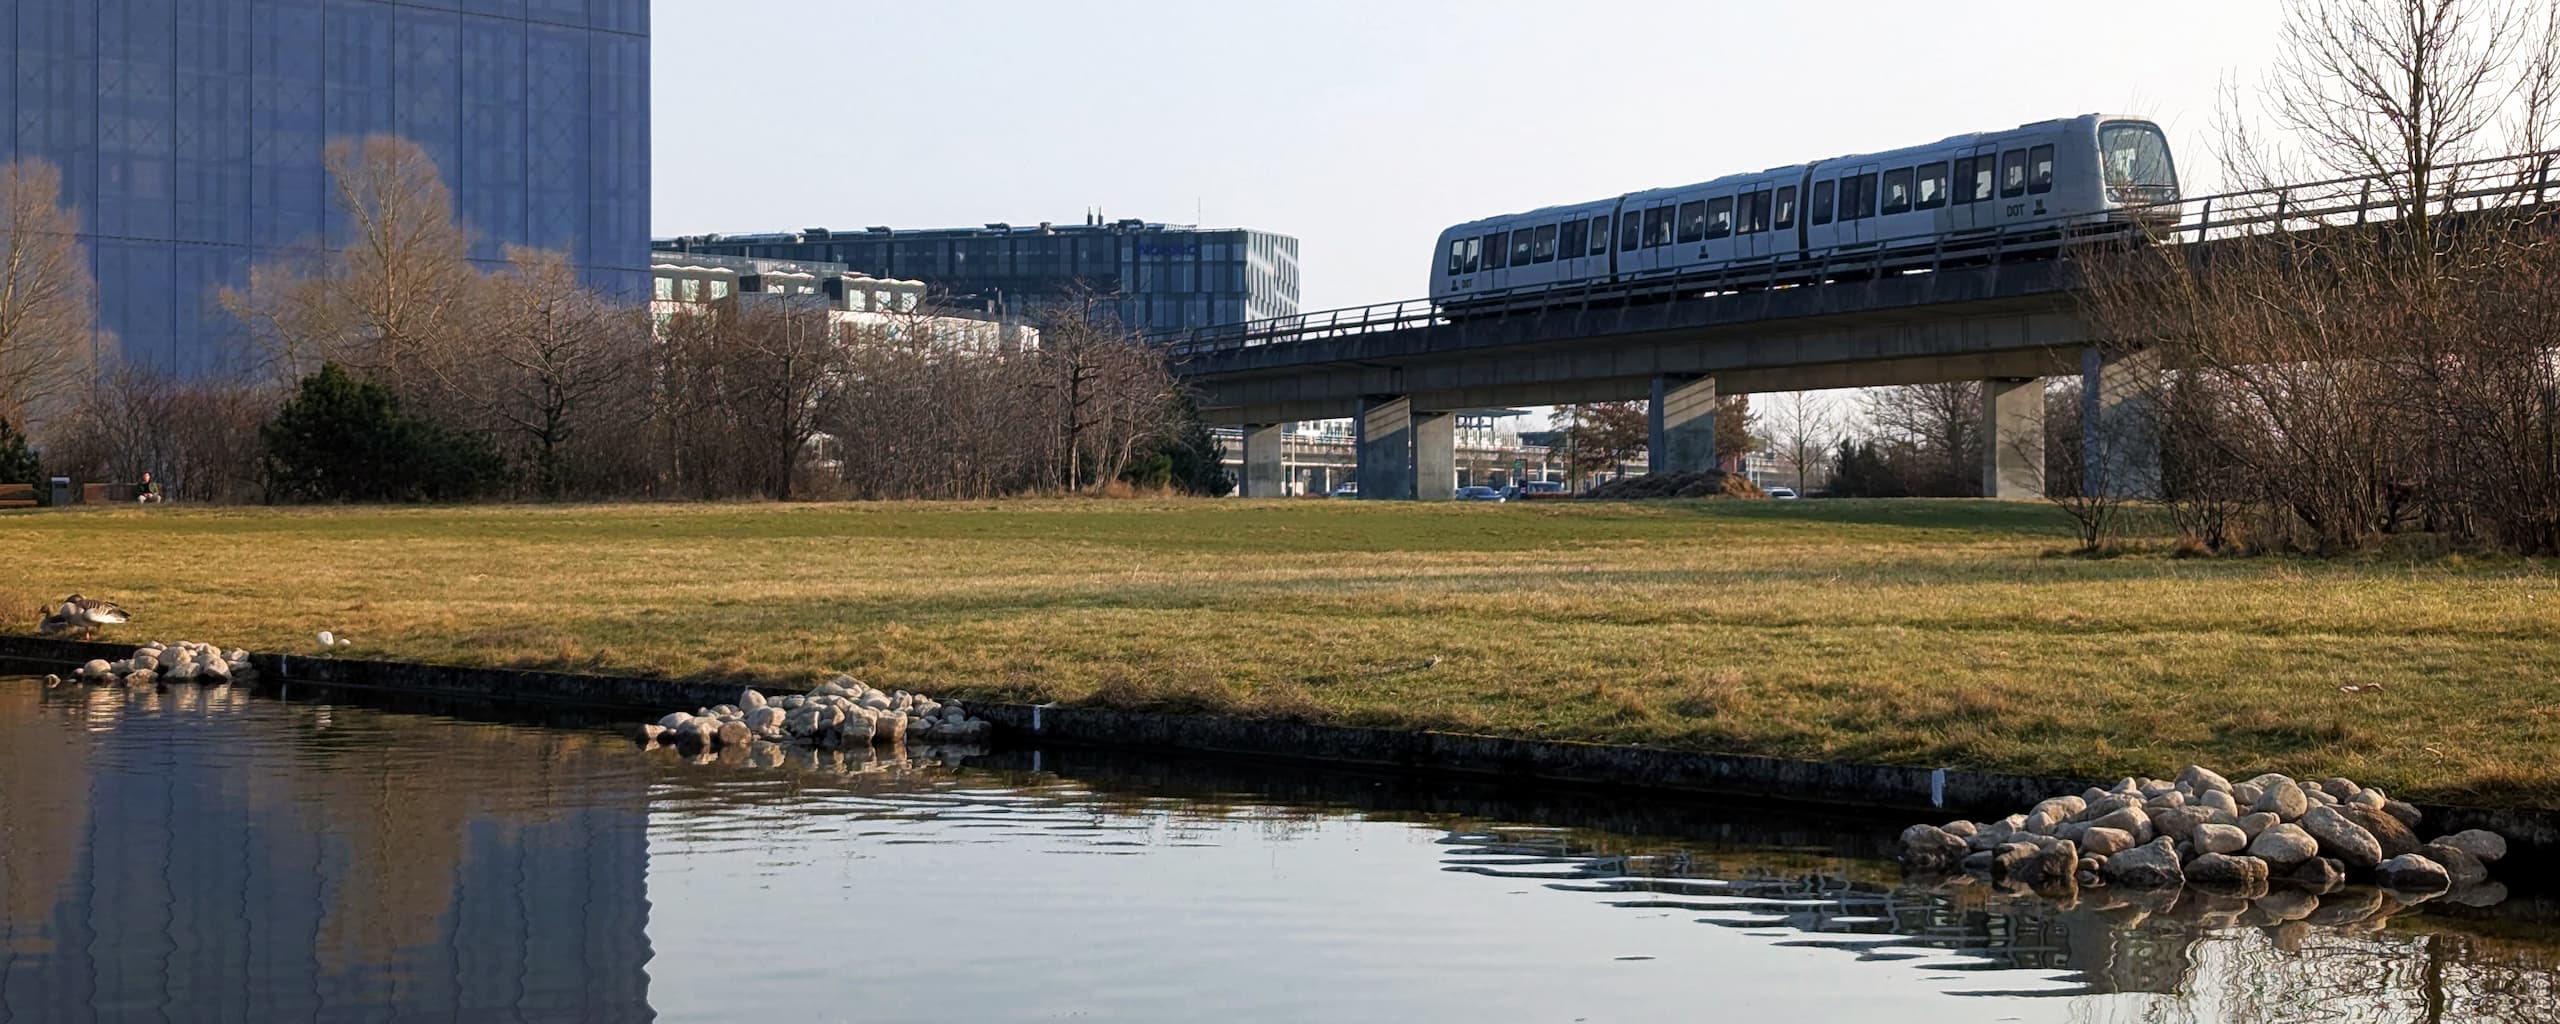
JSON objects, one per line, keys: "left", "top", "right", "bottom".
{"left": 2101, "top": 837, "right": 2187, "bottom": 889}
{"left": 740, "top": 689, "right": 768, "bottom": 711}
{"left": 715, "top": 721, "right": 752, "bottom": 750}
{"left": 2011, "top": 839, "right": 2078, "bottom": 890}
{"left": 2151, "top": 806, "right": 2217, "bottom": 844}
{"left": 2079, "top": 827, "right": 2138, "bottom": 858}
{"left": 2417, "top": 843, "right": 2490, "bottom": 888}
{"left": 2300, "top": 805, "right": 2385, "bottom": 870}
{"left": 2381, "top": 799, "right": 2422, "bottom": 829}
{"left": 2250, "top": 783, "right": 2308, "bottom": 821}
{"left": 2340, "top": 805, "right": 2422, "bottom": 859}
{"left": 2193, "top": 823, "right": 2250, "bottom": 855}
{"left": 2249, "top": 823, "right": 2321, "bottom": 868}
{"left": 657, "top": 712, "right": 695, "bottom": 732}
{"left": 2436, "top": 829, "right": 2508, "bottom": 864}
{"left": 2235, "top": 812, "right": 2281, "bottom": 839}
{"left": 2177, "top": 765, "right": 2232, "bottom": 794}
{"left": 2317, "top": 777, "right": 2362, "bottom": 801}
{"left": 2186, "top": 853, "right": 2271, "bottom": 893}
{"left": 2375, "top": 854, "right": 2452, "bottom": 893}
{"left": 744, "top": 706, "right": 787, "bottom": 739}
{"left": 2087, "top": 805, "right": 2156, "bottom": 844}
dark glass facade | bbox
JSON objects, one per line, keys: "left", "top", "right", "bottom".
{"left": 657, "top": 221, "right": 1301, "bottom": 333}
{"left": 0, "top": 0, "right": 650, "bottom": 372}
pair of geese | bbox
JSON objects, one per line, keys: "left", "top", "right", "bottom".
{"left": 36, "top": 594, "right": 129, "bottom": 640}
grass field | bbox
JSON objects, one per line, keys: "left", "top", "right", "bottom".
{"left": 7, "top": 498, "right": 2560, "bottom": 806}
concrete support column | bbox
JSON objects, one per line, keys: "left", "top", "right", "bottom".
{"left": 2081, "top": 348, "right": 2161, "bottom": 498}
{"left": 1240, "top": 423, "right": 1286, "bottom": 498}
{"left": 1981, "top": 378, "right": 2046, "bottom": 499}
{"left": 1649, "top": 374, "right": 1719, "bottom": 476}
{"left": 1413, "top": 410, "right": 1456, "bottom": 501}
{"left": 1355, "top": 395, "right": 1415, "bottom": 501}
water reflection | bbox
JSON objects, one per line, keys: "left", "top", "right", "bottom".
{"left": 0, "top": 683, "right": 652, "bottom": 1023}
{"left": 3, "top": 679, "right": 2558, "bottom": 1023}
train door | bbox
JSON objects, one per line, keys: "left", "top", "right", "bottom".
{"left": 1622, "top": 198, "right": 1677, "bottom": 278}
{"left": 1834, "top": 161, "right": 1880, "bottom": 250}
{"left": 1733, "top": 179, "right": 1779, "bottom": 263}
{"left": 1952, "top": 145, "right": 1999, "bottom": 232}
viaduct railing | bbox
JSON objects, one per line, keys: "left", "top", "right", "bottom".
{"left": 1151, "top": 150, "right": 2560, "bottom": 362}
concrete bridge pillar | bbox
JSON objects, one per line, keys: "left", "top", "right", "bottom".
{"left": 2081, "top": 349, "right": 2160, "bottom": 498}
{"left": 1981, "top": 378, "right": 2046, "bottom": 499}
{"left": 1240, "top": 423, "right": 1287, "bottom": 497}
{"left": 1413, "top": 410, "right": 1456, "bottom": 501}
{"left": 1649, "top": 374, "right": 1719, "bottom": 476}
{"left": 1355, "top": 395, "right": 1415, "bottom": 501}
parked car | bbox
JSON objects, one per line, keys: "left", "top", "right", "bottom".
{"left": 1766, "top": 486, "right": 1799, "bottom": 500}
{"left": 1329, "top": 482, "right": 1359, "bottom": 499}
{"left": 1456, "top": 486, "right": 1506, "bottom": 502}
{"left": 1505, "top": 481, "right": 1570, "bottom": 500}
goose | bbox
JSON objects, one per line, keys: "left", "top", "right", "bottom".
{"left": 37, "top": 594, "right": 129, "bottom": 641}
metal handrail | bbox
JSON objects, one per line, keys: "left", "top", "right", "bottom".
{"left": 1153, "top": 148, "right": 2560, "bottom": 359}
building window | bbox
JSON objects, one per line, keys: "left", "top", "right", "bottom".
{"left": 653, "top": 276, "right": 674, "bottom": 300}
{"left": 680, "top": 279, "right": 702, "bottom": 301}
{"left": 709, "top": 280, "right": 731, "bottom": 299}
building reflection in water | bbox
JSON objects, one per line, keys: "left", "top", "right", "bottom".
{"left": 0, "top": 685, "right": 652, "bottom": 1023}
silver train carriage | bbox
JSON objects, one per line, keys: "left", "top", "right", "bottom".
{"left": 1429, "top": 114, "right": 2179, "bottom": 311}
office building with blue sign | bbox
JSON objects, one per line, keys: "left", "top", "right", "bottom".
{"left": 0, "top": 0, "right": 650, "bottom": 372}
{"left": 656, "top": 217, "right": 1300, "bottom": 333}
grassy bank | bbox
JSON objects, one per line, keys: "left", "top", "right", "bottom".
{"left": 6, "top": 498, "right": 2559, "bottom": 806}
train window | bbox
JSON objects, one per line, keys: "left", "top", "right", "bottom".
{"left": 1591, "top": 216, "right": 1612, "bottom": 255}
{"left": 1677, "top": 201, "right": 1707, "bottom": 243}
{"left": 1621, "top": 211, "right": 1642, "bottom": 253}
{"left": 1951, "top": 157, "right": 1977, "bottom": 203}
{"left": 1917, "top": 162, "right": 1948, "bottom": 210}
{"left": 1811, "top": 180, "right": 1836, "bottom": 224}
{"left": 1532, "top": 224, "right": 1559, "bottom": 263}
{"left": 1512, "top": 229, "right": 1535, "bottom": 266}
{"left": 1559, "top": 219, "right": 1585, "bottom": 258}
{"left": 1650, "top": 205, "right": 1676, "bottom": 247}
{"left": 1446, "top": 239, "right": 1464, "bottom": 276}
{"left": 1463, "top": 237, "right": 1481, "bottom": 273}
{"left": 1847, "top": 173, "right": 1878, "bottom": 220}
{"left": 2001, "top": 149, "right": 2028, "bottom": 198}
{"left": 1973, "top": 153, "right": 1998, "bottom": 201}
{"left": 1483, "top": 231, "right": 1508, "bottom": 270}
{"left": 2029, "top": 144, "right": 2055, "bottom": 194}
{"left": 1705, "top": 196, "right": 1733, "bottom": 239}
{"left": 1775, "top": 186, "right": 1798, "bottom": 229}
{"left": 1881, "top": 169, "right": 1914, "bottom": 215}
{"left": 1740, "top": 191, "right": 1771, "bottom": 234}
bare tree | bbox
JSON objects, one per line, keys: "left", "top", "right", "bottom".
{"left": 1860, "top": 382, "right": 1983, "bottom": 496}
{"left": 727, "top": 293, "right": 845, "bottom": 501}
{"left": 0, "top": 159, "right": 100, "bottom": 430}
{"left": 462, "top": 246, "right": 646, "bottom": 498}
{"left": 223, "top": 135, "right": 477, "bottom": 406}
{"left": 1765, "top": 391, "right": 1838, "bottom": 494}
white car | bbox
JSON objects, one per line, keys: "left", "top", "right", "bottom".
{"left": 1767, "top": 486, "right": 1800, "bottom": 500}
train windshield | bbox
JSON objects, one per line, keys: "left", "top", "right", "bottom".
{"left": 2101, "top": 122, "right": 2178, "bottom": 194}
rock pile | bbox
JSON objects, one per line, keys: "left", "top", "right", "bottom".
{"left": 1902, "top": 766, "right": 2511, "bottom": 899}
{"left": 67, "top": 642, "right": 257, "bottom": 687}
{"left": 641, "top": 676, "right": 991, "bottom": 752}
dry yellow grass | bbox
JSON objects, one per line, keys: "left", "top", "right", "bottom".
{"left": 6, "top": 498, "right": 2559, "bottom": 806}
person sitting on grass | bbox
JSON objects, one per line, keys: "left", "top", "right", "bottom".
{"left": 137, "top": 472, "right": 164, "bottom": 504}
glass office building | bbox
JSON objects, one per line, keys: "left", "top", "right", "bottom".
{"left": 0, "top": 0, "right": 650, "bottom": 372}
{"left": 656, "top": 219, "right": 1301, "bottom": 333}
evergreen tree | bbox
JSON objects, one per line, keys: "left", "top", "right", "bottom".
{"left": 0, "top": 417, "right": 39, "bottom": 501}
{"left": 1159, "top": 395, "right": 1234, "bottom": 497}
{"left": 262, "top": 362, "right": 503, "bottom": 503}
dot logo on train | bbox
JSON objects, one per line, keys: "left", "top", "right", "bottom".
{"left": 1431, "top": 115, "right": 2179, "bottom": 311}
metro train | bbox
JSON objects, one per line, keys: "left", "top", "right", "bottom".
{"left": 1429, "top": 114, "right": 2180, "bottom": 309}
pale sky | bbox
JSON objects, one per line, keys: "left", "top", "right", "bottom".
{"left": 651, "top": 0, "right": 2287, "bottom": 314}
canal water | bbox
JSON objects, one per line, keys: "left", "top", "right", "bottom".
{"left": 1, "top": 678, "right": 2555, "bottom": 1023}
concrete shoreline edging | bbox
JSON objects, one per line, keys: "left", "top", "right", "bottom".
{"left": 4, "top": 633, "right": 2555, "bottom": 863}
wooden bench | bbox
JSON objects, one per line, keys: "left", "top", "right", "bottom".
{"left": 0, "top": 483, "right": 35, "bottom": 508}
